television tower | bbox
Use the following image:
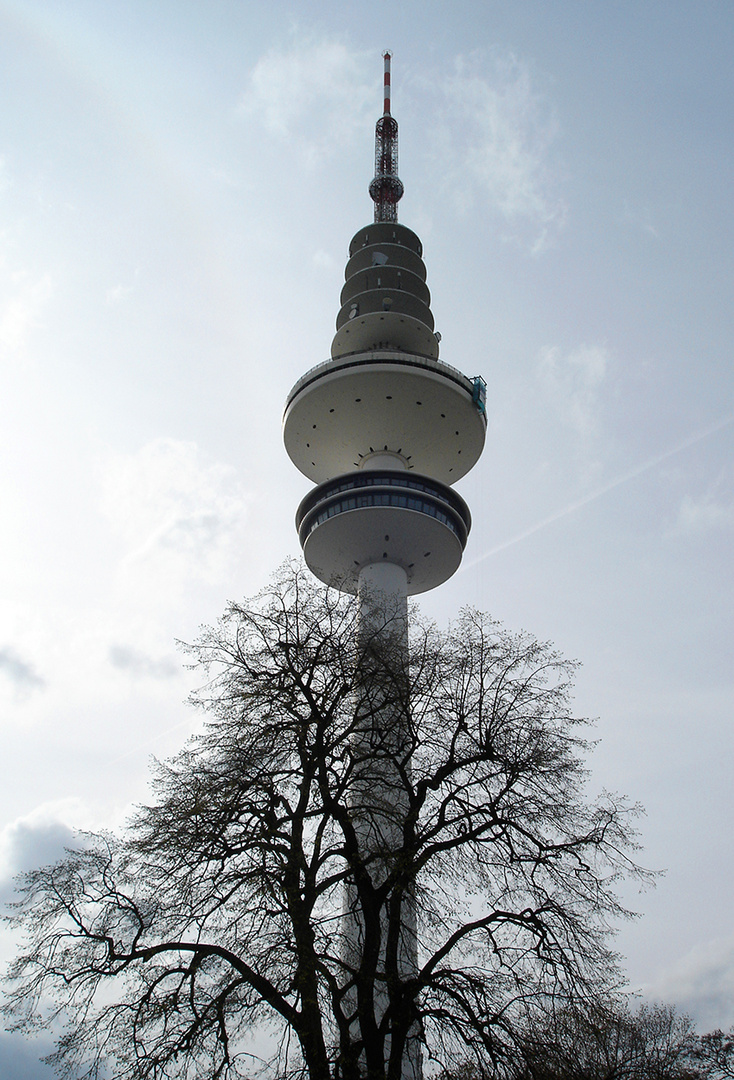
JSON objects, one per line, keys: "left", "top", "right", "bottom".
{"left": 282, "top": 52, "right": 487, "bottom": 1079}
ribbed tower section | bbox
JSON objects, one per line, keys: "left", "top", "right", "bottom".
{"left": 282, "top": 53, "right": 486, "bottom": 1080}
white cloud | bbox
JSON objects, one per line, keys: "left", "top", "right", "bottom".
{"left": 0, "top": 799, "right": 93, "bottom": 898}
{"left": 240, "top": 38, "right": 374, "bottom": 168}
{"left": 0, "top": 264, "right": 54, "bottom": 358}
{"left": 425, "top": 52, "right": 566, "bottom": 249}
{"left": 0, "top": 169, "right": 54, "bottom": 359}
{"left": 240, "top": 43, "right": 564, "bottom": 247}
{"left": 640, "top": 936, "right": 734, "bottom": 1030}
{"left": 312, "top": 249, "right": 336, "bottom": 271}
{"left": 108, "top": 643, "right": 180, "bottom": 680}
{"left": 105, "top": 282, "right": 133, "bottom": 305}
{"left": 537, "top": 344, "right": 609, "bottom": 437}
{"left": 105, "top": 266, "right": 140, "bottom": 305}
{"left": 0, "top": 805, "right": 80, "bottom": 1076}
{"left": 99, "top": 438, "right": 252, "bottom": 605}
{"left": 675, "top": 480, "right": 734, "bottom": 535}
{"left": 0, "top": 647, "right": 45, "bottom": 695}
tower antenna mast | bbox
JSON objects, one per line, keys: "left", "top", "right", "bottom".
{"left": 369, "top": 51, "right": 404, "bottom": 223}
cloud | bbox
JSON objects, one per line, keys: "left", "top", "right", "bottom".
{"left": 0, "top": 647, "right": 45, "bottom": 695}
{"left": 105, "top": 266, "right": 140, "bottom": 305}
{"left": 99, "top": 438, "right": 251, "bottom": 602}
{"left": 537, "top": 344, "right": 609, "bottom": 438}
{"left": 640, "top": 936, "right": 734, "bottom": 1030}
{"left": 675, "top": 478, "right": 734, "bottom": 535}
{"left": 108, "top": 644, "right": 180, "bottom": 679}
{"left": 0, "top": 266, "right": 54, "bottom": 358}
{"left": 240, "top": 42, "right": 564, "bottom": 247}
{"left": 312, "top": 249, "right": 336, "bottom": 271}
{"left": 0, "top": 166, "right": 54, "bottom": 358}
{"left": 0, "top": 801, "right": 92, "bottom": 903}
{"left": 425, "top": 51, "right": 566, "bottom": 249}
{"left": 240, "top": 38, "right": 374, "bottom": 168}
{"left": 105, "top": 282, "right": 133, "bottom": 304}
{"left": 0, "top": 820, "right": 76, "bottom": 896}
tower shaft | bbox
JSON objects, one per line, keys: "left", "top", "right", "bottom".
{"left": 343, "top": 561, "right": 421, "bottom": 1080}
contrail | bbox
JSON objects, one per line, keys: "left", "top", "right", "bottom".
{"left": 462, "top": 411, "right": 734, "bottom": 569}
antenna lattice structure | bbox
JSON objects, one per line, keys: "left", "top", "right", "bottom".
{"left": 369, "top": 51, "right": 404, "bottom": 223}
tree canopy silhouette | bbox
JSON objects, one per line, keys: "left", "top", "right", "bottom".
{"left": 4, "top": 565, "right": 647, "bottom": 1080}
{"left": 515, "top": 1001, "right": 699, "bottom": 1080}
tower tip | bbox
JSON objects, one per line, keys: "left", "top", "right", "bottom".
{"left": 382, "top": 51, "right": 392, "bottom": 116}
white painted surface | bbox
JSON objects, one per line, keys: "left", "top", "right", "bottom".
{"left": 283, "top": 358, "right": 487, "bottom": 483}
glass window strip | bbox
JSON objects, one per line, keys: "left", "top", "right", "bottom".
{"left": 301, "top": 491, "right": 466, "bottom": 545}
{"left": 300, "top": 473, "right": 469, "bottom": 526}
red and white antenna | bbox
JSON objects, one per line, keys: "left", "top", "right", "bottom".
{"left": 383, "top": 50, "right": 392, "bottom": 115}
{"left": 369, "top": 51, "right": 404, "bottom": 223}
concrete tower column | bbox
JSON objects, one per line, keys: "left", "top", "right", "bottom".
{"left": 351, "top": 559, "right": 419, "bottom": 1080}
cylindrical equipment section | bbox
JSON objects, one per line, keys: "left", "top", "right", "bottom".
{"left": 344, "top": 243, "right": 427, "bottom": 284}
{"left": 331, "top": 312, "right": 439, "bottom": 359}
{"left": 340, "top": 266, "right": 431, "bottom": 309}
{"left": 334, "top": 223, "right": 434, "bottom": 361}
{"left": 336, "top": 290, "right": 434, "bottom": 333}
{"left": 349, "top": 223, "right": 423, "bottom": 258}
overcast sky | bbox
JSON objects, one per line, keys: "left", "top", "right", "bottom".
{"left": 1, "top": 0, "right": 733, "bottom": 1074}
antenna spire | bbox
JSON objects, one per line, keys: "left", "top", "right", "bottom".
{"left": 383, "top": 49, "right": 392, "bottom": 115}
{"left": 369, "top": 51, "right": 404, "bottom": 224}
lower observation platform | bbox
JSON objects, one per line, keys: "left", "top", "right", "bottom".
{"left": 283, "top": 351, "right": 487, "bottom": 485}
{"left": 295, "top": 470, "right": 471, "bottom": 595}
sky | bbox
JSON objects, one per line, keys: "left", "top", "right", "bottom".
{"left": 0, "top": 0, "right": 732, "bottom": 1073}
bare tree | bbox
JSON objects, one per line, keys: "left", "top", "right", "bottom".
{"left": 515, "top": 1001, "right": 700, "bottom": 1080}
{"left": 4, "top": 564, "right": 648, "bottom": 1080}
{"left": 691, "top": 1030, "right": 734, "bottom": 1080}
